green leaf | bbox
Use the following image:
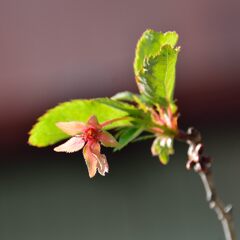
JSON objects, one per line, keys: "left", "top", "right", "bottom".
{"left": 97, "top": 98, "right": 142, "bottom": 117}
{"left": 138, "top": 45, "right": 180, "bottom": 104}
{"left": 29, "top": 98, "right": 139, "bottom": 147}
{"left": 111, "top": 91, "right": 153, "bottom": 113}
{"left": 159, "top": 148, "right": 170, "bottom": 165}
{"left": 115, "top": 127, "right": 144, "bottom": 151}
{"left": 112, "top": 92, "right": 153, "bottom": 116}
{"left": 132, "top": 134, "right": 155, "bottom": 142}
{"left": 111, "top": 91, "right": 136, "bottom": 102}
{"left": 112, "top": 91, "right": 154, "bottom": 112}
{"left": 134, "top": 29, "right": 178, "bottom": 75}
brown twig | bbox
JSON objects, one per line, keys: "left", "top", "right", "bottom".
{"left": 176, "top": 128, "right": 236, "bottom": 240}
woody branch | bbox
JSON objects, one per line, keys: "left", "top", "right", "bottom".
{"left": 176, "top": 128, "right": 236, "bottom": 240}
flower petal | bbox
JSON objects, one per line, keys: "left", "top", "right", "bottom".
{"left": 97, "top": 154, "right": 109, "bottom": 176}
{"left": 54, "top": 136, "right": 85, "bottom": 153}
{"left": 56, "top": 121, "right": 85, "bottom": 136}
{"left": 87, "top": 115, "right": 101, "bottom": 129}
{"left": 83, "top": 142, "right": 98, "bottom": 178}
{"left": 98, "top": 131, "right": 118, "bottom": 147}
{"left": 90, "top": 142, "right": 109, "bottom": 176}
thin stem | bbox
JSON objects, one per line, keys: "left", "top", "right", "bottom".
{"left": 100, "top": 116, "right": 130, "bottom": 128}
{"left": 176, "top": 128, "right": 236, "bottom": 240}
{"left": 199, "top": 171, "right": 235, "bottom": 240}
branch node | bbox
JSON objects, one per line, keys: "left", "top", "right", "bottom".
{"left": 187, "top": 127, "right": 202, "bottom": 144}
{"left": 209, "top": 201, "right": 216, "bottom": 209}
{"left": 225, "top": 204, "right": 233, "bottom": 214}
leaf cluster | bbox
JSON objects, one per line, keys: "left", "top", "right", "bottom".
{"left": 29, "top": 29, "right": 180, "bottom": 164}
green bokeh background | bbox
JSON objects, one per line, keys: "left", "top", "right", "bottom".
{"left": 1, "top": 126, "right": 239, "bottom": 240}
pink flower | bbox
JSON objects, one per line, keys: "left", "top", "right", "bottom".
{"left": 54, "top": 115, "right": 118, "bottom": 178}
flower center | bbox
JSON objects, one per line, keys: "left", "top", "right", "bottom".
{"left": 84, "top": 127, "right": 99, "bottom": 141}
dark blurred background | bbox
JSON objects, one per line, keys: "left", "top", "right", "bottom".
{"left": 0, "top": 0, "right": 239, "bottom": 239}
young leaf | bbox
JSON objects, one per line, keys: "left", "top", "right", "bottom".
{"left": 159, "top": 148, "right": 170, "bottom": 165}
{"left": 134, "top": 29, "right": 178, "bottom": 75}
{"left": 112, "top": 91, "right": 152, "bottom": 112}
{"left": 132, "top": 134, "right": 155, "bottom": 142}
{"left": 151, "top": 136, "right": 174, "bottom": 165}
{"left": 97, "top": 98, "right": 142, "bottom": 117}
{"left": 138, "top": 45, "right": 180, "bottom": 104}
{"left": 29, "top": 98, "right": 139, "bottom": 147}
{"left": 111, "top": 91, "right": 136, "bottom": 102}
{"left": 115, "top": 127, "right": 144, "bottom": 151}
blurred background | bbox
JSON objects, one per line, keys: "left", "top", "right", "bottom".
{"left": 0, "top": 0, "right": 239, "bottom": 239}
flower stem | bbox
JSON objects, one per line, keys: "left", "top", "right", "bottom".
{"left": 100, "top": 116, "right": 131, "bottom": 128}
{"left": 176, "top": 128, "right": 236, "bottom": 240}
